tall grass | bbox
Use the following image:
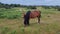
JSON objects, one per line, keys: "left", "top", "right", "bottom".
{"left": 0, "top": 8, "right": 22, "bottom": 19}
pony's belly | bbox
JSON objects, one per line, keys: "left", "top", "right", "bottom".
{"left": 30, "top": 15, "right": 38, "bottom": 18}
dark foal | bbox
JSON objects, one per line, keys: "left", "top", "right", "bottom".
{"left": 24, "top": 11, "right": 31, "bottom": 26}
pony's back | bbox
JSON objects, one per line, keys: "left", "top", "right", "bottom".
{"left": 30, "top": 10, "right": 41, "bottom": 18}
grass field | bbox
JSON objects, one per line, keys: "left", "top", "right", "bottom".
{"left": 0, "top": 7, "right": 60, "bottom": 34}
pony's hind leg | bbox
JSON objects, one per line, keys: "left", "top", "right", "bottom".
{"left": 38, "top": 16, "right": 40, "bottom": 24}
{"left": 38, "top": 14, "right": 41, "bottom": 24}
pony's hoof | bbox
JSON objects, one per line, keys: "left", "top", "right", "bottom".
{"left": 24, "top": 24, "right": 30, "bottom": 27}
{"left": 38, "top": 23, "right": 40, "bottom": 24}
{"left": 24, "top": 25, "right": 27, "bottom": 27}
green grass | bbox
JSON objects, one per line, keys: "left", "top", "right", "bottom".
{"left": 0, "top": 7, "right": 60, "bottom": 34}
{"left": 0, "top": 8, "right": 22, "bottom": 19}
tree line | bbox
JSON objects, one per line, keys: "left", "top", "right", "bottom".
{"left": 0, "top": 2, "right": 22, "bottom": 9}
{"left": 0, "top": 2, "right": 37, "bottom": 9}
{"left": 0, "top": 2, "right": 60, "bottom": 11}
{"left": 41, "top": 5, "right": 60, "bottom": 11}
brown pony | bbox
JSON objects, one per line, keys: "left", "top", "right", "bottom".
{"left": 23, "top": 9, "right": 41, "bottom": 26}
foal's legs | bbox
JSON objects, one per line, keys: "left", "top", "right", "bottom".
{"left": 24, "top": 19, "right": 27, "bottom": 26}
{"left": 26, "top": 19, "right": 30, "bottom": 26}
{"left": 24, "top": 18, "right": 30, "bottom": 26}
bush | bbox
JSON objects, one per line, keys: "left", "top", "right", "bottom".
{"left": 27, "top": 6, "right": 36, "bottom": 9}
{"left": 57, "top": 8, "right": 60, "bottom": 11}
{"left": 0, "top": 12, "right": 6, "bottom": 18}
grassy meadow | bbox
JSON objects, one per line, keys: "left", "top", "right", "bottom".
{"left": 0, "top": 7, "right": 60, "bottom": 34}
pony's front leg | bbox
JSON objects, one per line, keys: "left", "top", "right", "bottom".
{"left": 38, "top": 17, "right": 40, "bottom": 24}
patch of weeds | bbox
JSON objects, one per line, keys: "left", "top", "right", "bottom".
{"left": 1, "top": 26, "right": 9, "bottom": 34}
{"left": 10, "top": 30, "right": 16, "bottom": 34}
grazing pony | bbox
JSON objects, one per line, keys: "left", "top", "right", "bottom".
{"left": 23, "top": 9, "right": 41, "bottom": 26}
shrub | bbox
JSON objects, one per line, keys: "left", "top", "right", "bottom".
{"left": 57, "top": 8, "right": 60, "bottom": 11}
